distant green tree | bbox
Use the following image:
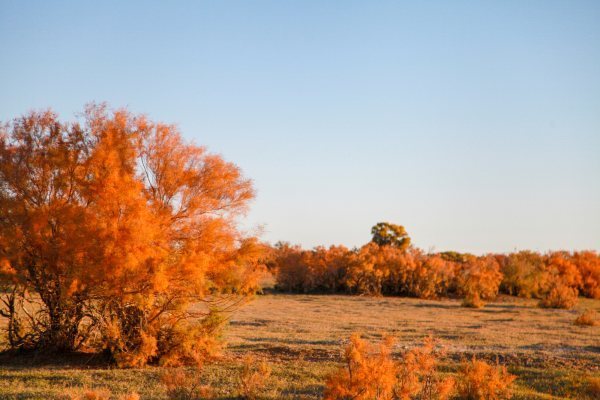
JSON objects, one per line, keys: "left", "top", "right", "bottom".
{"left": 370, "top": 222, "right": 411, "bottom": 250}
{"left": 440, "top": 251, "right": 470, "bottom": 263}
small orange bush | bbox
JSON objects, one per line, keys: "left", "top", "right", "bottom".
{"left": 237, "top": 355, "right": 272, "bottom": 400}
{"left": 324, "top": 334, "right": 397, "bottom": 400}
{"left": 500, "top": 251, "right": 548, "bottom": 298}
{"left": 160, "top": 368, "right": 212, "bottom": 400}
{"left": 407, "top": 255, "right": 456, "bottom": 300}
{"left": 325, "top": 335, "right": 454, "bottom": 400}
{"left": 395, "top": 337, "right": 455, "bottom": 400}
{"left": 574, "top": 309, "right": 599, "bottom": 326}
{"left": 457, "top": 256, "right": 503, "bottom": 308}
{"left": 457, "top": 357, "right": 516, "bottom": 400}
{"left": 545, "top": 252, "right": 582, "bottom": 289}
{"left": 572, "top": 251, "right": 600, "bottom": 299}
{"left": 539, "top": 281, "right": 579, "bottom": 309}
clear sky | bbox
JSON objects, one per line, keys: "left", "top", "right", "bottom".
{"left": 1, "top": 0, "right": 599, "bottom": 253}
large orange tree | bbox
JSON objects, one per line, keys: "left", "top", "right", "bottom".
{"left": 0, "top": 105, "right": 260, "bottom": 365}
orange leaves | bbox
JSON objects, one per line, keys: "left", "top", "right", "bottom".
{"left": 395, "top": 337, "right": 454, "bottom": 400}
{"left": 270, "top": 237, "right": 600, "bottom": 310}
{"left": 539, "top": 281, "right": 579, "bottom": 309}
{"left": 324, "top": 334, "right": 396, "bottom": 400}
{"left": 160, "top": 368, "right": 213, "bottom": 400}
{"left": 572, "top": 251, "right": 600, "bottom": 299}
{"left": 457, "top": 358, "right": 516, "bottom": 400}
{"left": 0, "top": 104, "right": 260, "bottom": 358}
{"left": 325, "top": 335, "right": 456, "bottom": 400}
{"left": 574, "top": 309, "right": 599, "bottom": 326}
{"left": 457, "top": 256, "right": 503, "bottom": 308}
{"left": 272, "top": 243, "right": 458, "bottom": 300}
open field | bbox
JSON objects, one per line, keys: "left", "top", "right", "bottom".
{"left": 1, "top": 294, "right": 599, "bottom": 399}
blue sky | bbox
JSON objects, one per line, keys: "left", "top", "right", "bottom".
{"left": 1, "top": 1, "right": 599, "bottom": 253}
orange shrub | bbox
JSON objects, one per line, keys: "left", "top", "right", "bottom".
{"left": 268, "top": 227, "right": 596, "bottom": 306}
{"left": 539, "top": 280, "right": 579, "bottom": 309}
{"left": 0, "top": 106, "right": 261, "bottom": 360}
{"left": 395, "top": 337, "right": 455, "bottom": 400}
{"left": 160, "top": 368, "right": 212, "bottom": 400}
{"left": 457, "top": 357, "right": 516, "bottom": 400}
{"left": 545, "top": 252, "right": 582, "bottom": 290}
{"left": 574, "top": 309, "right": 599, "bottom": 326}
{"left": 310, "top": 245, "right": 355, "bottom": 293}
{"left": 346, "top": 243, "right": 401, "bottom": 296}
{"left": 572, "top": 251, "right": 600, "bottom": 299}
{"left": 500, "top": 251, "right": 548, "bottom": 298}
{"left": 272, "top": 243, "right": 352, "bottom": 293}
{"left": 324, "top": 334, "right": 397, "bottom": 400}
{"left": 237, "top": 355, "right": 272, "bottom": 400}
{"left": 407, "top": 254, "right": 456, "bottom": 300}
{"left": 325, "top": 335, "right": 454, "bottom": 400}
{"left": 457, "top": 256, "right": 503, "bottom": 308}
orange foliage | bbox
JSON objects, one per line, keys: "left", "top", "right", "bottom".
{"left": 395, "top": 337, "right": 454, "bottom": 400}
{"left": 325, "top": 335, "right": 454, "bottom": 400}
{"left": 269, "top": 240, "right": 597, "bottom": 310}
{"left": 274, "top": 243, "right": 352, "bottom": 293}
{"left": 160, "top": 368, "right": 213, "bottom": 400}
{"left": 406, "top": 254, "right": 456, "bottom": 300}
{"left": 544, "top": 252, "right": 582, "bottom": 289}
{"left": 272, "top": 243, "right": 458, "bottom": 300}
{"left": 0, "top": 105, "right": 261, "bottom": 362}
{"left": 324, "top": 333, "right": 397, "bottom": 400}
{"left": 237, "top": 355, "right": 272, "bottom": 400}
{"left": 457, "top": 256, "right": 503, "bottom": 308}
{"left": 574, "top": 309, "right": 598, "bottom": 326}
{"left": 572, "top": 251, "right": 600, "bottom": 299}
{"left": 539, "top": 280, "right": 579, "bottom": 309}
{"left": 345, "top": 243, "right": 406, "bottom": 296}
{"left": 457, "top": 357, "right": 516, "bottom": 400}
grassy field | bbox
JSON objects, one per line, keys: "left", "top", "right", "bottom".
{"left": 0, "top": 294, "right": 599, "bottom": 399}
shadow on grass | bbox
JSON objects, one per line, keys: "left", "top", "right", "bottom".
{"left": 511, "top": 366, "right": 597, "bottom": 400}
{"left": 0, "top": 349, "right": 111, "bottom": 369}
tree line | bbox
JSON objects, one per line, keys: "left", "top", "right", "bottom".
{"left": 267, "top": 222, "right": 600, "bottom": 309}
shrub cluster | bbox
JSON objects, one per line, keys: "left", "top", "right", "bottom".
{"left": 269, "top": 240, "right": 600, "bottom": 308}
{"left": 324, "top": 334, "right": 515, "bottom": 400}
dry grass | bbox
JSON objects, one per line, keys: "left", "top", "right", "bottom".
{"left": 0, "top": 294, "right": 599, "bottom": 399}
{"left": 228, "top": 294, "right": 599, "bottom": 368}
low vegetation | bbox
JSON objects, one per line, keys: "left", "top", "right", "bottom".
{"left": 457, "top": 358, "right": 516, "bottom": 400}
{"left": 268, "top": 223, "right": 600, "bottom": 309}
{"left": 574, "top": 309, "right": 599, "bottom": 326}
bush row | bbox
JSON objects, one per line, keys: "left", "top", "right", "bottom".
{"left": 268, "top": 243, "right": 600, "bottom": 308}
